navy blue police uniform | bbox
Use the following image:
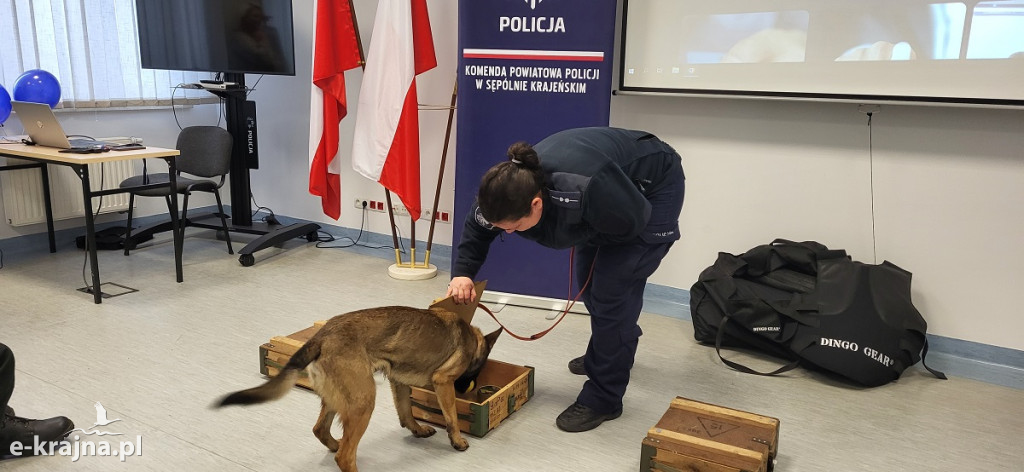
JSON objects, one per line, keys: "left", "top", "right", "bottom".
{"left": 453, "top": 127, "right": 685, "bottom": 415}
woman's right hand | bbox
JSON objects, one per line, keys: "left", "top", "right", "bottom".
{"left": 446, "top": 276, "right": 477, "bottom": 305}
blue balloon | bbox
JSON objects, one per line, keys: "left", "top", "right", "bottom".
{"left": 0, "top": 85, "right": 11, "bottom": 125}
{"left": 13, "top": 69, "right": 62, "bottom": 108}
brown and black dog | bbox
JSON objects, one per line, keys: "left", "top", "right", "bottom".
{"left": 215, "top": 306, "right": 501, "bottom": 472}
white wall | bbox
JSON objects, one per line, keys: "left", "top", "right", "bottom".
{"left": 3, "top": 1, "right": 1022, "bottom": 352}
{"left": 612, "top": 95, "right": 1024, "bottom": 351}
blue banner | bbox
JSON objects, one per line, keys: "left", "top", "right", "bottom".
{"left": 453, "top": 0, "right": 619, "bottom": 299}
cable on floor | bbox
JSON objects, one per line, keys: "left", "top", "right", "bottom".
{"left": 316, "top": 205, "right": 396, "bottom": 251}
{"left": 250, "top": 193, "right": 279, "bottom": 225}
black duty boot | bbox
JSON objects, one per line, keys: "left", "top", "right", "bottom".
{"left": 0, "top": 412, "right": 75, "bottom": 459}
{"left": 567, "top": 356, "right": 586, "bottom": 375}
{"left": 555, "top": 402, "right": 621, "bottom": 432}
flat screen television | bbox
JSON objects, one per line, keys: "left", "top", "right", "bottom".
{"left": 136, "top": 0, "right": 296, "bottom": 76}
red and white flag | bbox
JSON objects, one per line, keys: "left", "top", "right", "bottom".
{"left": 351, "top": 0, "right": 436, "bottom": 221}
{"left": 309, "top": 0, "right": 362, "bottom": 220}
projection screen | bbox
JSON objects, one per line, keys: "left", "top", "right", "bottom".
{"left": 619, "top": 0, "right": 1024, "bottom": 106}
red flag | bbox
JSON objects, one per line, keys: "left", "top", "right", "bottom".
{"left": 351, "top": 0, "right": 437, "bottom": 221}
{"left": 309, "top": 0, "right": 362, "bottom": 219}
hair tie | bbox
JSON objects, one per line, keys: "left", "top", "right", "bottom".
{"left": 511, "top": 157, "right": 522, "bottom": 165}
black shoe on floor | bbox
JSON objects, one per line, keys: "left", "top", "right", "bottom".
{"left": 0, "top": 413, "right": 75, "bottom": 459}
{"left": 555, "top": 402, "right": 621, "bottom": 432}
{"left": 568, "top": 356, "right": 586, "bottom": 375}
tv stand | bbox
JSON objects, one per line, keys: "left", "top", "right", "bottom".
{"left": 197, "top": 73, "right": 320, "bottom": 266}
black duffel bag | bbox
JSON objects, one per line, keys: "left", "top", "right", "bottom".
{"left": 690, "top": 239, "right": 946, "bottom": 387}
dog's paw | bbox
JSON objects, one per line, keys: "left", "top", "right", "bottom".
{"left": 411, "top": 424, "right": 436, "bottom": 438}
{"left": 450, "top": 437, "right": 469, "bottom": 451}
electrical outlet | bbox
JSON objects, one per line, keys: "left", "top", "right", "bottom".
{"left": 356, "top": 198, "right": 386, "bottom": 212}
{"left": 432, "top": 210, "right": 452, "bottom": 224}
{"left": 356, "top": 198, "right": 422, "bottom": 215}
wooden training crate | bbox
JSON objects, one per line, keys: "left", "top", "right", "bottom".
{"left": 409, "top": 359, "right": 534, "bottom": 438}
{"left": 640, "top": 397, "right": 780, "bottom": 472}
{"left": 259, "top": 318, "right": 534, "bottom": 438}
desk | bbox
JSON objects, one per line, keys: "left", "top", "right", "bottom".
{"left": 0, "top": 144, "right": 182, "bottom": 303}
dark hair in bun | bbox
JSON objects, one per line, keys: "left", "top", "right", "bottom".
{"left": 477, "top": 141, "right": 545, "bottom": 223}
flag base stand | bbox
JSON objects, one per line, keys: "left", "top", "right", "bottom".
{"left": 388, "top": 263, "right": 438, "bottom": 280}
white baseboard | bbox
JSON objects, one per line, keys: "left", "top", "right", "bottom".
{"left": 482, "top": 290, "right": 590, "bottom": 320}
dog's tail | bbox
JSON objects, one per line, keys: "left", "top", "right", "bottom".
{"left": 215, "top": 337, "right": 322, "bottom": 408}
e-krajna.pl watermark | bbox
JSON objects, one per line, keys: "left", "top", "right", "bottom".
{"left": 7, "top": 434, "right": 142, "bottom": 462}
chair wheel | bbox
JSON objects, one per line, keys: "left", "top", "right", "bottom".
{"left": 239, "top": 254, "right": 255, "bottom": 267}
{"left": 306, "top": 231, "right": 317, "bottom": 242}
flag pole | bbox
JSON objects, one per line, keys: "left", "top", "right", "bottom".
{"left": 384, "top": 190, "right": 402, "bottom": 266}
{"left": 409, "top": 203, "right": 416, "bottom": 267}
{"left": 423, "top": 80, "right": 458, "bottom": 269}
{"left": 347, "top": 0, "right": 365, "bottom": 68}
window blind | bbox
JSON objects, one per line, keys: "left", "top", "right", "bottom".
{"left": 0, "top": 0, "right": 215, "bottom": 108}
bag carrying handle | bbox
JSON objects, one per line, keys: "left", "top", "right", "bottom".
{"left": 770, "top": 238, "right": 849, "bottom": 261}
{"left": 894, "top": 328, "right": 946, "bottom": 380}
{"left": 918, "top": 338, "right": 948, "bottom": 380}
{"left": 714, "top": 315, "right": 801, "bottom": 376}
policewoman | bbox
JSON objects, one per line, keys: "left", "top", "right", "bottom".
{"left": 446, "top": 127, "right": 685, "bottom": 432}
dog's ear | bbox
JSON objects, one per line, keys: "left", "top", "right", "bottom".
{"left": 484, "top": 328, "right": 502, "bottom": 350}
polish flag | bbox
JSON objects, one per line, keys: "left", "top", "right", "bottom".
{"left": 309, "top": 0, "right": 361, "bottom": 220}
{"left": 351, "top": 0, "right": 436, "bottom": 221}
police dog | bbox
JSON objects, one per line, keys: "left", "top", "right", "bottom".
{"left": 215, "top": 306, "right": 501, "bottom": 472}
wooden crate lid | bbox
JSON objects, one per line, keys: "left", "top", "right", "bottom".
{"left": 265, "top": 320, "right": 327, "bottom": 356}
{"left": 429, "top": 280, "right": 488, "bottom": 324}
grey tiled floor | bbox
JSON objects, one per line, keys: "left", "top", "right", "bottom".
{"left": 1, "top": 229, "right": 1022, "bottom": 471}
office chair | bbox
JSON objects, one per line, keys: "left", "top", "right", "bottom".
{"left": 120, "top": 126, "right": 234, "bottom": 255}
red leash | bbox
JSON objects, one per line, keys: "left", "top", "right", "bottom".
{"left": 477, "top": 247, "right": 597, "bottom": 341}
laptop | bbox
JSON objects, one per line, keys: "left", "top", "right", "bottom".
{"left": 10, "top": 101, "right": 116, "bottom": 149}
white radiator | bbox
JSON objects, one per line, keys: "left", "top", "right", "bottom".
{"left": 1, "top": 158, "right": 138, "bottom": 226}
